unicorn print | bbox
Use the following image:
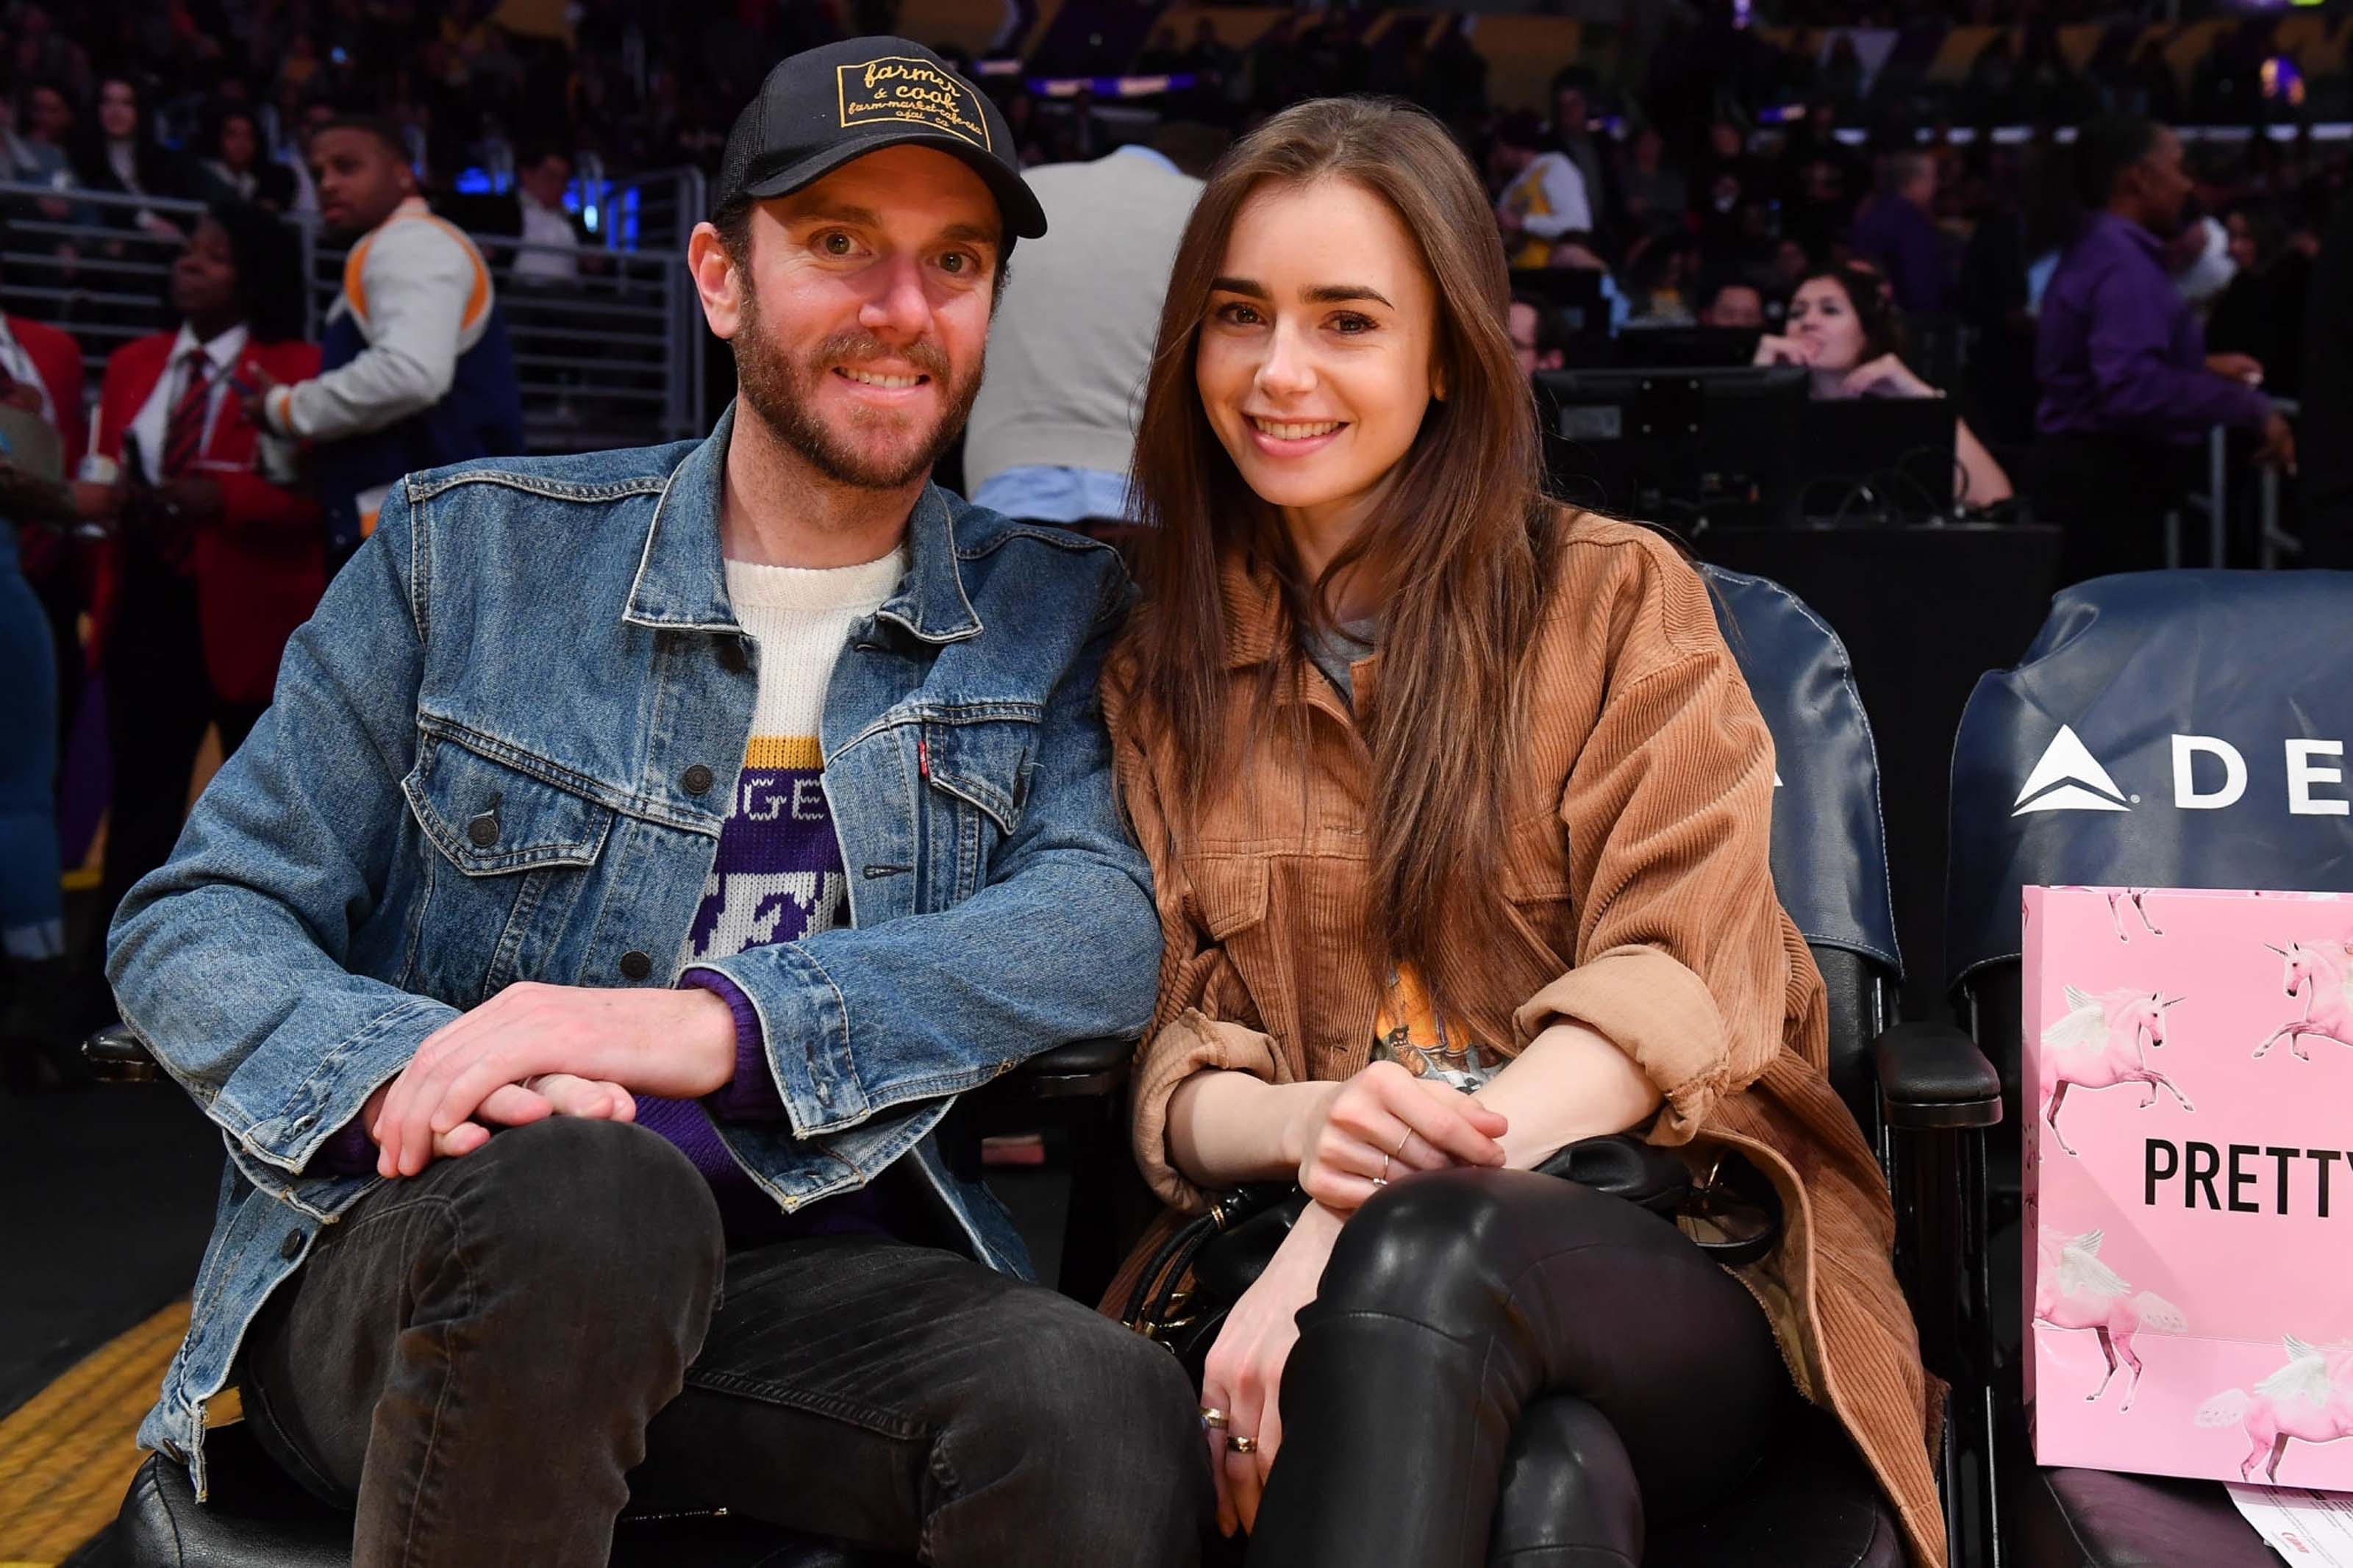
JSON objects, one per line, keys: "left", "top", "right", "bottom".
{"left": 2252, "top": 940, "right": 2353, "bottom": 1062}
{"left": 2196, "top": 1336, "right": 2353, "bottom": 1483}
{"left": 2035, "top": 1228, "right": 2187, "bottom": 1411}
{"left": 2039, "top": 986, "right": 2193, "bottom": 1157}
{"left": 2106, "top": 889, "right": 2164, "bottom": 942}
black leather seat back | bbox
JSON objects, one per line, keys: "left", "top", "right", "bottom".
{"left": 1946, "top": 569, "right": 2353, "bottom": 1050}
{"left": 1703, "top": 563, "right": 1904, "bottom": 1132}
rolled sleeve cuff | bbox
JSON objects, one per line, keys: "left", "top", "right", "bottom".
{"left": 226, "top": 995, "right": 452, "bottom": 1172}
{"left": 695, "top": 942, "right": 869, "bottom": 1135}
{"left": 265, "top": 382, "right": 299, "bottom": 438}
{"left": 679, "top": 967, "right": 787, "bottom": 1123}
{"left": 1511, "top": 946, "right": 1729, "bottom": 1146}
{"left": 1131, "top": 1009, "right": 1285, "bottom": 1213}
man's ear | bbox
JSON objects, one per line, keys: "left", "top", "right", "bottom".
{"left": 688, "top": 223, "right": 743, "bottom": 342}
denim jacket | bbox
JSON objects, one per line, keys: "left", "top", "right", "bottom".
{"left": 106, "top": 407, "right": 1162, "bottom": 1492}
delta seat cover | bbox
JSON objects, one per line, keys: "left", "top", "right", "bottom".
{"left": 1699, "top": 564, "right": 1902, "bottom": 974}
{"left": 1946, "top": 570, "right": 2353, "bottom": 990}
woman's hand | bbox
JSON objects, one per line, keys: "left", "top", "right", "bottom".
{"left": 1198, "top": 1200, "right": 1343, "bottom": 1536}
{"left": 1284, "top": 1059, "right": 1507, "bottom": 1212}
{"left": 1752, "top": 334, "right": 1811, "bottom": 368}
{"left": 1838, "top": 353, "right": 1934, "bottom": 399}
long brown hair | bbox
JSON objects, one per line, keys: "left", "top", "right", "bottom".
{"left": 1123, "top": 96, "right": 1561, "bottom": 1016}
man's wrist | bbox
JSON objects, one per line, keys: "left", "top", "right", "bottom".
{"left": 675, "top": 984, "right": 739, "bottom": 1097}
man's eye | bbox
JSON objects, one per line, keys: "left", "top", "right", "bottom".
{"left": 940, "top": 252, "right": 966, "bottom": 274}
{"left": 821, "top": 232, "right": 853, "bottom": 257}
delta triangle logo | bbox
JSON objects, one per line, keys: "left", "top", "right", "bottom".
{"left": 2013, "top": 725, "right": 2132, "bottom": 815}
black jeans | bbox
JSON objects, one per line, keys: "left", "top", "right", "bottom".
{"left": 2026, "top": 432, "right": 2200, "bottom": 587}
{"left": 240, "top": 1117, "right": 1210, "bottom": 1567}
{"left": 1245, "top": 1169, "right": 1785, "bottom": 1568}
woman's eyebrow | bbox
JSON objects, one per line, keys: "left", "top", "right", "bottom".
{"left": 1207, "top": 276, "right": 1393, "bottom": 308}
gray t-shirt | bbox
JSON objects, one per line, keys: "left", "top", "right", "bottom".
{"left": 1302, "top": 617, "right": 1381, "bottom": 708}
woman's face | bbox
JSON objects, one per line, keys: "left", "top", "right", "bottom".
{"left": 1785, "top": 276, "right": 1867, "bottom": 373}
{"left": 1196, "top": 177, "right": 1440, "bottom": 539}
{"left": 2226, "top": 212, "right": 2256, "bottom": 273}
{"left": 99, "top": 79, "right": 138, "bottom": 141}
{"left": 171, "top": 218, "right": 240, "bottom": 324}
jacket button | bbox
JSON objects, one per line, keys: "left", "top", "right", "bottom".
{"left": 716, "top": 639, "right": 748, "bottom": 674}
{"left": 465, "top": 811, "right": 499, "bottom": 848}
{"left": 682, "top": 764, "right": 715, "bottom": 796}
{"left": 279, "top": 1230, "right": 304, "bottom": 1260}
{"left": 619, "top": 950, "right": 653, "bottom": 981}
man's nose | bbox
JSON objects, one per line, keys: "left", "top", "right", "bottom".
{"left": 858, "top": 253, "right": 930, "bottom": 344}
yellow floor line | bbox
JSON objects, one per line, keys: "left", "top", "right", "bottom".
{"left": 0, "top": 1302, "right": 188, "bottom": 1567}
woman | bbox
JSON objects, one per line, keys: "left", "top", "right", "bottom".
{"left": 1106, "top": 99, "right": 1944, "bottom": 1567}
{"left": 71, "top": 75, "right": 188, "bottom": 238}
{"left": 193, "top": 104, "right": 296, "bottom": 212}
{"left": 1754, "top": 261, "right": 2011, "bottom": 506}
{"left": 72, "top": 204, "right": 321, "bottom": 1018}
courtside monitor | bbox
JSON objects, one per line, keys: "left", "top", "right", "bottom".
{"left": 1535, "top": 364, "right": 1807, "bottom": 531}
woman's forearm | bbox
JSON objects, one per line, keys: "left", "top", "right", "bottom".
{"left": 1471, "top": 1020, "right": 1662, "bottom": 1168}
{"left": 1955, "top": 418, "right": 2013, "bottom": 506}
{"left": 1166, "top": 1070, "right": 1340, "bottom": 1189}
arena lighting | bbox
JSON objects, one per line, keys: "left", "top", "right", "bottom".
{"left": 1028, "top": 71, "right": 1199, "bottom": 99}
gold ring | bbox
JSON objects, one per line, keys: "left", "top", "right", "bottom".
{"left": 1199, "top": 1406, "right": 1230, "bottom": 1429}
{"left": 1229, "top": 1435, "right": 1260, "bottom": 1455}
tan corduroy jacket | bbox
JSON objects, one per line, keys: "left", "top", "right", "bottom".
{"left": 1101, "top": 515, "right": 1946, "bottom": 1568}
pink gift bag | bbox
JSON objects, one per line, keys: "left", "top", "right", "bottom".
{"left": 2024, "top": 885, "right": 2353, "bottom": 1486}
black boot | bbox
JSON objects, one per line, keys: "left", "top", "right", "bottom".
{"left": 2, "top": 954, "right": 93, "bottom": 1095}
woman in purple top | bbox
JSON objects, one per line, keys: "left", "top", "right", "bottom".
{"left": 2029, "top": 115, "right": 2295, "bottom": 584}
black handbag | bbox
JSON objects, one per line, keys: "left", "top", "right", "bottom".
{"left": 1121, "top": 1134, "right": 1781, "bottom": 1383}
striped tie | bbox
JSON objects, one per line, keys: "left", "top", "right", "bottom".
{"left": 161, "top": 349, "right": 211, "bottom": 479}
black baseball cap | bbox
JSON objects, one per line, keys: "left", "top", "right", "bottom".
{"left": 715, "top": 37, "right": 1046, "bottom": 246}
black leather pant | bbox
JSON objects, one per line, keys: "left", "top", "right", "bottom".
{"left": 1248, "top": 1168, "right": 1784, "bottom": 1568}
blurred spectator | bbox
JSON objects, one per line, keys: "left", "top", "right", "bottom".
{"left": 1493, "top": 112, "right": 1591, "bottom": 272}
{"left": 1546, "top": 70, "right": 1607, "bottom": 222}
{"left": 0, "top": 79, "right": 72, "bottom": 201}
{"left": 71, "top": 203, "right": 321, "bottom": 1034}
{"left": 1851, "top": 151, "right": 1951, "bottom": 318}
{"left": 964, "top": 123, "right": 1222, "bottom": 542}
{"left": 21, "top": 81, "right": 74, "bottom": 157}
{"left": 1699, "top": 275, "right": 1767, "bottom": 329}
{"left": 279, "top": 99, "right": 335, "bottom": 217}
{"left": 0, "top": 219, "right": 88, "bottom": 770}
{"left": 1509, "top": 290, "right": 1573, "bottom": 377}
{"left": 1757, "top": 262, "right": 2011, "bottom": 506}
{"left": 71, "top": 74, "right": 188, "bottom": 238}
{"left": 251, "top": 116, "right": 521, "bottom": 559}
{"left": 2206, "top": 204, "right": 2310, "bottom": 403}
{"left": 2031, "top": 115, "right": 2291, "bottom": 585}
{"left": 193, "top": 104, "right": 294, "bottom": 212}
{"left": 1615, "top": 127, "right": 1686, "bottom": 237}
{"left": 509, "top": 144, "right": 582, "bottom": 287}
{"left": 2302, "top": 196, "right": 2353, "bottom": 570}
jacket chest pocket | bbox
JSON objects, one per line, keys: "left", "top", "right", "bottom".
{"left": 1499, "top": 813, "right": 1573, "bottom": 974}
{"left": 918, "top": 716, "right": 1035, "bottom": 909}
{"left": 401, "top": 732, "right": 618, "bottom": 1003}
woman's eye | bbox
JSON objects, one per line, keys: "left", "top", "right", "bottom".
{"left": 1332, "top": 312, "right": 1374, "bottom": 334}
{"left": 1217, "top": 302, "right": 1263, "bottom": 326}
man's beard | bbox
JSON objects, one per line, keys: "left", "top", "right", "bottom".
{"left": 732, "top": 286, "right": 980, "bottom": 491}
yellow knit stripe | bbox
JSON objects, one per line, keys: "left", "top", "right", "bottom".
{"left": 744, "top": 737, "right": 824, "bottom": 770}
{"left": 0, "top": 1302, "right": 190, "bottom": 1565}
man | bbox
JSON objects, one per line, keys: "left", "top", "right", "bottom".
{"left": 1508, "top": 290, "right": 1571, "bottom": 377}
{"left": 111, "top": 37, "right": 1206, "bottom": 1567}
{"left": 2031, "top": 115, "right": 2293, "bottom": 584}
{"left": 1493, "top": 112, "right": 1592, "bottom": 272}
{"left": 247, "top": 115, "right": 523, "bottom": 557}
{"left": 963, "top": 122, "right": 1221, "bottom": 540}
{"left": 1545, "top": 70, "right": 1607, "bottom": 227}
{"left": 1850, "top": 151, "right": 1949, "bottom": 318}
{"left": 1698, "top": 276, "right": 1766, "bottom": 329}
{"left": 509, "top": 143, "right": 582, "bottom": 287}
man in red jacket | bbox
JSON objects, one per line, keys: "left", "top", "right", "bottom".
{"left": 73, "top": 204, "right": 321, "bottom": 1030}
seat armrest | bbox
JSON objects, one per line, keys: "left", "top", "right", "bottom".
{"left": 1874, "top": 1022, "right": 2002, "bottom": 1130}
{"left": 83, "top": 1023, "right": 162, "bottom": 1083}
{"left": 1000, "top": 1037, "right": 1136, "bottom": 1100}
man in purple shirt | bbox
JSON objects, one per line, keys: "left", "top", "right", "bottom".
{"left": 2029, "top": 114, "right": 2295, "bottom": 583}
{"left": 1850, "top": 152, "right": 1950, "bottom": 319}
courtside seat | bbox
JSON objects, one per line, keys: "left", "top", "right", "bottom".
{"left": 1946, "top": 570, "right": 2353, "bottom": 1568}
{"left": 94, "top": 565, "right": 1993, "bottom": 1567}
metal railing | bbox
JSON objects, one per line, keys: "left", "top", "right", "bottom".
{"left": 0, "top": 171, "right": 707, "bottom": 452}
{"left": 2163, "top": 400, "right": 2302, "bottom": 570}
